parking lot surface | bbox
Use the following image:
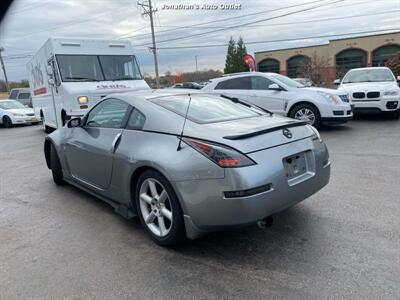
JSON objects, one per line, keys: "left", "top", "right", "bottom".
{"left": 1, "top": 118, "right": 399, "bottom": 299}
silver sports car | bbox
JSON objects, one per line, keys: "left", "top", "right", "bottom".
{"left": 44, "top": 89, "right": 330, "bottom": 245}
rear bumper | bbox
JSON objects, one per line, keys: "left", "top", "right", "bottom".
{"left": 173, "top": 138, "right": 331, "bottom": 239}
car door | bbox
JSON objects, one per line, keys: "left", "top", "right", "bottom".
{"left": 248, "top": 76, "right": 286, "bottom": 114}
{"left": 64, "top": 98, "right": 131, "bottom": 190}
{"left": 214, "top": 76, "right": 251, "bottom": 101}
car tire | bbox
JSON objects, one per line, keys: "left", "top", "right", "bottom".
{"left": 50, "top": 144, "right": 65, "bottom": 185}
{"left": 289, "top": 103, "right": 321, "bottom": 129}
{"left": 2, "top": 116, "right": 12, "bottom": 128}
{"left": 135, "top": 170, "right": 186, "bottom": 246}
{"left": 388, "top": 109, "right": 400, "bottom": 120}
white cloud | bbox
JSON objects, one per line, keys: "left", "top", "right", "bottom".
{"left": 0, "top": 0, "right": 399, "bottom": 80}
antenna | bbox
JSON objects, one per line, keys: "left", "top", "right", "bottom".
{"left": 177, "top": 94, "right": 192, "bottom": 151}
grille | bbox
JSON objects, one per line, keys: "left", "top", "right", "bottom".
{"left": 367, "top": 91, "right": 380, "bottom": 98}
{"left": 353, "top": 92, "right": 365, "bottom": 99}
{"left": 26, "top": 113, "right": 35, "bottom": 116}
{"left": 339, "top": 95, "right": 349, "bottom": 102}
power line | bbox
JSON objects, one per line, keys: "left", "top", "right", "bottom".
{"left": 155, "top": 28, "right": 400, "bottom": 50}
{"left": 131, "top": 0, "right": 344, "bottom": 47}
{"left": 120, "top": 0, "right": 329, "bottom": 39}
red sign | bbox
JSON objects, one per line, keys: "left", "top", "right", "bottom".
{"left": 243, "top": 54, "right": 256, "bottom": 72}
{"left": 33, "top": 87, "right": 47, "bottom": 95}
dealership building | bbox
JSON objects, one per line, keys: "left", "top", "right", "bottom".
{"left": 254, "top": 31, "right": 400, "bottom": 81}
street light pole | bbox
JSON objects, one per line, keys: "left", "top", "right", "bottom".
{"left": 0, "top": 47, "right": 10, "bottom": 93}
{"left": 195, "top": 55, "right": 198, "bottom": 73}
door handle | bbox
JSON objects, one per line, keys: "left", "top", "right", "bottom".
{"left": 111, "top": 133, "right": 122, "bottom": 153}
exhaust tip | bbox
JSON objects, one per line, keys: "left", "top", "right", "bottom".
{"left": 257, "top": 216, "right": 273, "bottom": 229}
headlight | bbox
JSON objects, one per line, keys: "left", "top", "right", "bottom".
{"left": 317, "top": 91, "right": 340, "bottom": 105}
{"left": 77, "top": 96, "right": 88, "bottom": 104}
{"left": 383, "top": 90, "right": 399, "bottom": 96}
{"left": 12, "top": 113, "right": 24, "bottom": 117}
{"left": 308, "top": 125, "right": 322, "bottom": 143}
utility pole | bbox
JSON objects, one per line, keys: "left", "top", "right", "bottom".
{"left": 195, "top": 55, "right": 198, "bottom": 73}
{"left": 0, "top": 47, "right": 10, "bottom": 93}
{"left": 138, "top": 0, "right": 160, "bottom": 88}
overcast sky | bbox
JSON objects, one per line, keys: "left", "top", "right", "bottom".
{"left": 0, "top": 0, "right": 399, "bottom": 81}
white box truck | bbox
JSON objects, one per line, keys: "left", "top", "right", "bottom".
{"left": 27, "top": 38, "right": 150, "bottom": 132}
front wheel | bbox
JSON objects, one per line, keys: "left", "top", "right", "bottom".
{"left": 50, "top": 144, "right": 65, "bottom": 185}
{"left": 42, "top": 114, "right": 53, "bottom": 134}
{"left": 2, "top": 116, "right": 12, "bottom": 128}
{"left": 289, "top": 103, "right": 321, "bottom": 129}
{"left": 135, "top": 170, "right": 185, "bottom": 246}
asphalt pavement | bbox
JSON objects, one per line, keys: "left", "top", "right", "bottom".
{"left": 0, "top": 117, "right": 399, "bottom": 299}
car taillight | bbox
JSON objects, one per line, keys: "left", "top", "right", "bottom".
{"left": 182, "top": 138, "right": 256, "bottom": 168}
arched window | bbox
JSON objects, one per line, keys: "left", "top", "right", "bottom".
{"left": 258, "top": 58, "right": 280, "bottom": 73}
{"left": 336, "top": 48, "right": 367, "bottom": 76}
{"left": 372, "top": 44, "right": 400, "bottom": 66}
{"left": 286, "top": 55, "right": 310, "bottom": 78}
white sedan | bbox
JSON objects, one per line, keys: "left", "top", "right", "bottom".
{"left": 0, "top": 100, "right": 39, "bottom": 128}
{"left": 202, "top": 72, "right": 353, "bottom": 128}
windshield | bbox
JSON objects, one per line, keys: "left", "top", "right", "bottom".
{"left": 343, "top": 69, "right": 395, "bottom": 83}
{"left": 270, "top": 74, "right": 304, "bottom": 88}
{"left": 151, "top": 94, "right": 265, "bottom": 124}
{"left": 0, "top": 100, "right": 26, "bottom": 110}
{"left": 56, "top": 55, "right": 142, "bottom": 82}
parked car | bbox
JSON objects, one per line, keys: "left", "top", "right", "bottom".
{"left": 8, "top": 88, "right": 32, "bottom": 107}
{"left": 44, "top": 89, "right": 331, "bottom": 246}
{"left": 334, "top": 67, "right": 400, "bottom": 118}
{"left": 172, "top": 82, "right": 202, "bottom": 89}
{"left": 0, "top": 99, "right": 39, "bottom": 128}
{"left": 293, "top": 78, "right": 313, "bottom": 87}
{"left": 202, "top": 72, "right": 352, "bottom": 128}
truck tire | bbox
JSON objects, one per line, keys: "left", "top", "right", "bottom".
{"left": 42, "top": 114, "right": 54, "bottom": 134}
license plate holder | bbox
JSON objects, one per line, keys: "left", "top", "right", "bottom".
{"left": 283, "top": 152, "right": 308, "bottom": 180}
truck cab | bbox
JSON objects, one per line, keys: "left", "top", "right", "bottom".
{"left": 27, "top": 38, "right": 150, "bottom": 131}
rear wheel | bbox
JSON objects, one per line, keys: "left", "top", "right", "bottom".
{"left": 2, "top": 116, "right": 12, "bottom": 128}
{"left": 50, "top": 144, "right": 65, "bottom": 185}
{"left": 289, "top": 103, "right": 321, "bottom": 129}
{"left": 42, "top": 114, "right": 53, "bottom": 134}
{"left": 135, "top": 170, "right": 185, "bottom": 246}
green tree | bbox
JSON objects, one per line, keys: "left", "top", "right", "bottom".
{"left": 235, "top": 36, "right": 249, "bottom": 72}
{"left": 224, "top": 37, "right": 236, "bottom": 74}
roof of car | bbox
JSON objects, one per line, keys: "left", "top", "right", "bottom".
{"left": 348, "top": 67, "right": 391, "bottom": 71}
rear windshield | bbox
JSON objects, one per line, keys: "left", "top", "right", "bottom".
{"left": 150, "top": 94, "right": 264, "bottom": 124}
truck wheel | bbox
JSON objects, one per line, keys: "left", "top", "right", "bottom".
{"left": 289, "top": 103, "right": 321, "bottom": 129}
{"left": 50, "top": 144, "right": 65, "bottom": 185}
{"left": 135, "top": 170, "right": 186, "bottom": 246}
{"left": 2, "top": 116, "right": 12, "bottom": 128}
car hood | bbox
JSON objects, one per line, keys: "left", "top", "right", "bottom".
{"left": 7, "top": 108, "right": 34, "bottom": 114}
{"left": 303, "top": 86, "right": 345, "bottom": 95}
{"left": 338, "top": 82, "right": 399, "bottom": 92}
{"left": 184, "top": 115, "right": 314, "bottom": 154}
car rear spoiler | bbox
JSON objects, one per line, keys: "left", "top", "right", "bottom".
{"left": 223, "top": 121, "right": 309, "bottom": 140}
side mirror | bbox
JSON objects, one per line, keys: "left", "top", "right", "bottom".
{"left": 268, "top": 83, "right": 282, "bottom": 91}
{"left": 397, "top": 75, "right": 400, "bottom": 82}
{"left": 46, "top": 65, "right": 53, "bottom": 76}
{"left": 333, "top": 79, "right": 341, "bottom": 85}
{"left": 67, "top": 117, "right": 81, "bottom": 128}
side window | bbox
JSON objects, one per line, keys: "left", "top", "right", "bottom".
{"left": 85, "top": 98, "right": 130, "bottom": 129}
{"left": 215, "top": 77, "right": 251, "bottom": 90}
{"left": 17, "top": 92, "right": 31, "bottom": 100}
{"left": 251, "top": 76, "right": 274, "bottom": 90}
{"left": 127, "top": 109, "right": 146, "bottom": 130}
{"left": 9, "top": 90, "right": 18, "bottom": 99}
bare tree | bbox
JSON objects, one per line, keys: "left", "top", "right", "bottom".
{"left": 297, "top": 52, "right": 332, "bottom": 86}
{"left": 385, "top": 53, "right": 400, "bottom": 78}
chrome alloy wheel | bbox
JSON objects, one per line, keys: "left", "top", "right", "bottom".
{"left": 139, "top": 178, "right": 173, "bottom": 237}
{"left": 294, "top": 108, "right": 316, "bottom": 125}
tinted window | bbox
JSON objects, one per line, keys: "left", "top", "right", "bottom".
{"left": 251, "top": 76, "right": 274, "bottom": 90}
{"left": 215, "top": 77, "right": 251, "bottom": 90}
{"left": 127, "top": 109, "right": 146, "bottom": 130}
{"left": 151, "top": 94, "right": 264, "bottom": 124}
{"left": 86, "top": 99, "right": 130, "bottom": 128}
{"left": 9, "top": 90, "right": 18, "bottom": 99}
{"left": 17, "top": 92, "right": 31, "bottom": 100}
{"left": 57, "top": 55, "right": 103, "bottom": 82}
